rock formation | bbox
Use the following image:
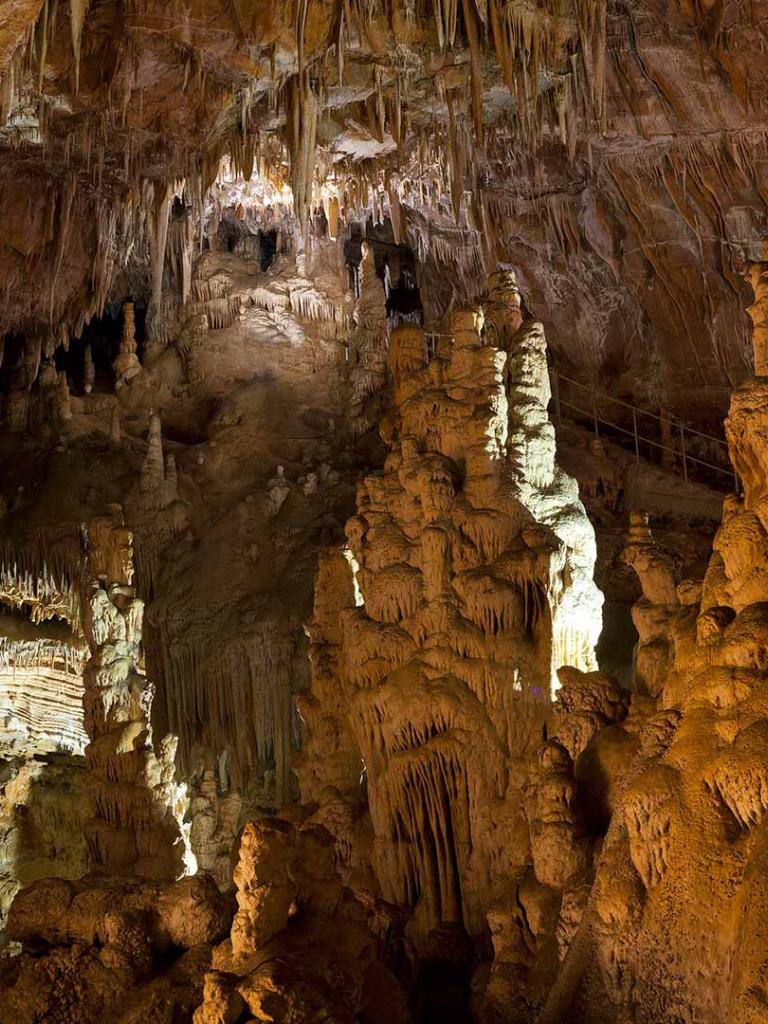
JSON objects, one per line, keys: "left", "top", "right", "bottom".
{"left": 113, "top": 303, "right": 142, "bottom": 388}
{"left": 193, "top": 818, "right": 410, "bottom": 1024}
{"left": 81, "top": 510, "right": 188, "bottom": 878}
{"left": 345, "top": 240, "right": 390, "bottom": 438}
{"left": 0, "top": 872, "right": 231, "bottom": 1024}
{"left": 2, "top": 4, "right": 768, "bottom": 1019}
{"left": 526, "top": 268, "right": 768, "bottom": 1024}
{"left": 297, "top": 296, "right": 603, "bottom": 959}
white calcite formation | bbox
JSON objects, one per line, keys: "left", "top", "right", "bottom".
{"left": 0, "top": 621, "right": 87, "bottom": 756}
{"left": 81, "top": 510, "right": 188, "bottom": 878}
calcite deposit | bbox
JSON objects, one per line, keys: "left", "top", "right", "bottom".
{"left": 338, "top": 302, "right": 602, "bottom": 947}
{"left": 1, "top": 1, "right": 768, "bottom": 1021}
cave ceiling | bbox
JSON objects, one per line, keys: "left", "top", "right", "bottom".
{"left": 0, "top": 1, "right": 766, "bottom": 421}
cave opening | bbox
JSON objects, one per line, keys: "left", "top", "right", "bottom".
{"left": 53, "top": 310, "right": 125, "bottom": 393}
{"left": 0, "top": 333, "right": 25, "bottom": 394}
{"left": 258, "top": 228, "right": 278, "bottom": 271}
{"left": 343, "top": 217, "right": 423, "bottom": 324}
{"left": 386, "top": 267, "right": 422, "bottom": 325}
{"left": 218, "top": 213, "right": 240, "bottom": 253}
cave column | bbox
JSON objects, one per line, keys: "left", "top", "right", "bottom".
{"left": 622, "top": 510, "right": 679, "bottom": 697}
{"left": 747, "top": 242, "right": 768, "bottom": 376}
{"left": 345, "top": 239, "right": 389, "bottom": 437}
{"left": 82, "top": 507, "right": 188, "bottom": 879}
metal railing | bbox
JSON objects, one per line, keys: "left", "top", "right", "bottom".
{"left": 415, "top": 330, "right": 736, "bottom": 492}
{"left": 549, "top": 370, "right": 737, "bottom": 491}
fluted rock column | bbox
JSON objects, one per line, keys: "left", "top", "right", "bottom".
{"left": 746, "top": 241, "right": 768, "bottom": 376}
{"left": 621, "top": 510, "right": 680, "bottom": 696}
{"left": 345, "top": 240, "right": 389, "bottom": 437}
{"left": 82, "top": 508, "right": 187, "bottom": 879}
{"left": 113, "top": 301, "right": 142, "bottom": 387}
{"left": 340, "top": 301, "right": 602, "bottom": 946}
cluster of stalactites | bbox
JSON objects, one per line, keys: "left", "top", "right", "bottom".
{"left": 0, "top": 562, "right": 81, "bottom": 630}
{"left": 0, "top": 0, "right": 611, "bottom": 323}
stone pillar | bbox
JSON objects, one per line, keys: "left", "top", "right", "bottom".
{"left": 114, "top": 301, "right": 142, "bottom": 387}
{"left": 485, "top": 266, "right": 523, "bottom": 350}
{"left": 621, "top": 511, "right": 679, "bottom": 697}
{"left": 340, "top": 289, "right": 602, "bottom": 947}
{"left": 82, "top": 507, "right": 187, "bottom": 879}
{"left": 746, "top": 241, "right": 768, "bottom": 376}
{"left": 345, "top": 239, "right": 389, "bottom": 437}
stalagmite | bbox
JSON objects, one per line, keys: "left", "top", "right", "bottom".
{"left": 55, "top": 370, "right": 71, "bottom": 427}
{"left": 527, "top": 258, "right": 768, "bottom": 1024}
{"left": 140, "top": 411, "right": 166, "bottom": 498}
{"left": 622, "top": 510, "right": 680, "bottom": 696}
{"left": 83, "top": 343, "right": 94, "bottom": 394}
{"left": 305, "top": 272, "right": 601, "bottom": 949}
{"left": 113, "top": 301, "right": 142, "bottom": 386}
{"left": 80, "top": 509, "right": 188, "bottom": 878}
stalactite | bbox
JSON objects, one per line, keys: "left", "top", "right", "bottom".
{"left": 287, "top": 76, "right": 319, "bottom": 245}
{"left": 144, "top": 179, "right": 182, "bottom": 347}
{"left": 70, "top": 0, "right": 90, "bottom": 94}
{"left": 461, "top": 0, "right": 484, "bottom": 146}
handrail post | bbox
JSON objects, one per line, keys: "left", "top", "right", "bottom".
{"left": 552, "top": 370, "right": 562, "bottom": 424}
{"left": 632, "top": 406, "right": 639, "bottom": 463}
{"left": 592, "top": 386, "right": 599, "bottom": 438}
{"left": 680, "top": 423, "right": 688, "bottom": 482}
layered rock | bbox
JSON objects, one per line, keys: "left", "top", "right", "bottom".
{"left": 0, "top": 613, "right": 87, "bottom": 756}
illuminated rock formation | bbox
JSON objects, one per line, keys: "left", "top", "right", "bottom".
{"left": 295, "top": 548, "right": 371, "bottom": 883}
{"left": 296, "top": 548, "right": 363, "bottom": 810}
{"left": 193, "top": 818, "right": 410, "bottom": 1024}
{"left": 187, "top": 766, "right": 244, "bottom": 890}
{"left": 534, "top": 283, "right": 768, "bottom": 1023}
{"left": 81, "top": 510, "right": 187, "bottom": 878}
{"left": 621, "top": 510, "right": 680, "bottom": 697}
{"left": 746, "top": 241, "right": 768, "bottom": 378}
{"left": 3, "top": 6, "right": 767, "bottom": 1019}
{"left": 341, "top": 303, "right": 602, "bottom": 946}
{"left": 0, "top": 615, "right": 86, "bottom": 757}
{"left": 346, "top": 240, "right": 390, "bottom": 438}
